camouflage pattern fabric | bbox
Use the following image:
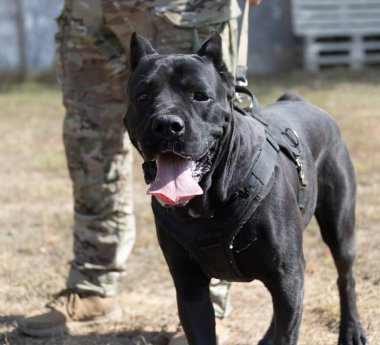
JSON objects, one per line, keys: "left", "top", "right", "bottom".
{"left": 56, "top": 0, "right": 239, "bottom": 311}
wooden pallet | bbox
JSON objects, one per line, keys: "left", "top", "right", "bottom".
{"left": 291, "top": 0, "right": 380, "bottom": 71}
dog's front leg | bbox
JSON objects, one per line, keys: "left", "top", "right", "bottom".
{"left": 176, "top": 278, "right": 216, "bottom": 345}
{"left": 157, "top": 225, "right": 217, "bottom": 345}
{"left": 261, "top": 260, "right": 305, "bottom": 345}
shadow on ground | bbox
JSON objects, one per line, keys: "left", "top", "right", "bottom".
{"left": 0, "top": 316, "right": 172, "bottom": 345}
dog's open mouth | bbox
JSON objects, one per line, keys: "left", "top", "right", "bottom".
{"left": 146, "top": 150, "right": 213, "bottom": 206}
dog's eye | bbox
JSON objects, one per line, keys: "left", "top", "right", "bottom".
{"left": 136, "top": 93, "right": 148, "bottom": 102}
{"left": 193, "top": 92, "right": 210, "bottom": 102}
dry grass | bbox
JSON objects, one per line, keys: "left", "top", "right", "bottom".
{"left": 0, "top": 70, "right": 379, "bottom": 345}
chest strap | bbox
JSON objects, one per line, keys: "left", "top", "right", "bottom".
{"left": 196, "top": 133, "right": 279, "bottom": 281}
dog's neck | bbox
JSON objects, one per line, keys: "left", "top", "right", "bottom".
{"left": 184, "top": 110, "right": 267, "bottom": 218}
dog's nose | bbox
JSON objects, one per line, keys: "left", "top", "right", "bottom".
{"left": 152, "top": 115, "right": 185, "bottom": 137}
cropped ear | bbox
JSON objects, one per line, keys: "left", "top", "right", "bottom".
{"left": 130, "top": 32, "right": 157, "bottom": 71}
{"left": 197, "top": 32, "right": 235, "bottom": 100}
{"left": 197, "top": 31, "right": 224, "bottom": 69}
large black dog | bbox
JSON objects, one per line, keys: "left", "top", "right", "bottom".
{"left": 123, "top": 32, "right": 366, "bottom": 345}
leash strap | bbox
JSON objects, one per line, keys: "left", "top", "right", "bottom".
{"left": 236, "top": 0, "right": 250, "bottom": 86}
{"left": 235, "top": 1, "right": 259, "bottom": 111}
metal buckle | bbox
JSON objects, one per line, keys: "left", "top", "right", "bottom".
{"left": 284, "top": 127, "right": 300, "bottom": 147}
{"left": 295, "top": 158, "right": 307, "bottom": 186}
{"left": 234, "top": 90, "right": 254, "bottom": 110}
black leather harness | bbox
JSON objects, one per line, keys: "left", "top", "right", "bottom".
{"left": 151, "top": 92, "right": 308, "bottom": 282}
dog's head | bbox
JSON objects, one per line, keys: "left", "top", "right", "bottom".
{"left": 124, "top": 32, "right": 235, "bottom": 206}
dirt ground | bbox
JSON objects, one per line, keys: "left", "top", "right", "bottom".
{"left": 0, "top": 70, "right": 379, "bottom": 345}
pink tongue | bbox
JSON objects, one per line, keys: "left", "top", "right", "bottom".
{"left": 147, "top": 154, "right": 203, "bottom": 205}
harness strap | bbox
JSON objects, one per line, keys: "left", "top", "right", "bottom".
{"left": 233, "top": 88, "right": 307, "bottom": 209}
{"left": 196, "top": 134, "right": 279, "bottom": 281}
{"left": 276, "top": 127, "right": 308, "bottom": 209}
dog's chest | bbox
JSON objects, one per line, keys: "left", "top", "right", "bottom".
{"left": 152, "top": 139, "right": 278, "bottom": 282}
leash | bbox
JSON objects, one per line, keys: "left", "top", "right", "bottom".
{"left": 236, "top": 0, "right": 250, "bottom": 87}
{"left": 235, "top": 0, "right": 257, "bottom": 111}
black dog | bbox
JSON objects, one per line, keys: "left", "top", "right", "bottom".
{"left": 123, "top": 32, "right": 366, "bottom": 345}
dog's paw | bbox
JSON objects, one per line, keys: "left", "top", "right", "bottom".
{"left": 338, "top": 321, "right": 367, "bottom": 345}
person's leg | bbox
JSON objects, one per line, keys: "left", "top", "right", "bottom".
{"left": 151, "top": 14, "right": 238, "bottom": 72}
{"left": 209, "top": 279, "right": 232, "bottom": 319}
{"left": 55, "top": 0, "right": 137, "bottom": 297}
{"left": 18, "top": 1, "right": 144, "bottom": 336}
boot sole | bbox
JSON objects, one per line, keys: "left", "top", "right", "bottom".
{"left": 17, "top": 306, "right": 123, "bottom": 337}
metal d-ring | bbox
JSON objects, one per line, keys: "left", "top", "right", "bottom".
{"left": 284, "top": 127, "right": 300, "bottom": 147}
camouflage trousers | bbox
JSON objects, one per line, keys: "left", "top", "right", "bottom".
{"left": 55, "top": 0, "right": 237, "bottom": 318}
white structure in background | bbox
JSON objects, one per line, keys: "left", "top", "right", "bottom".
{"left": 0, "top": 0, "right": 63, "bottom": 71}
{"left": 291, "top": 0, "right": 380, "bottom": 72}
